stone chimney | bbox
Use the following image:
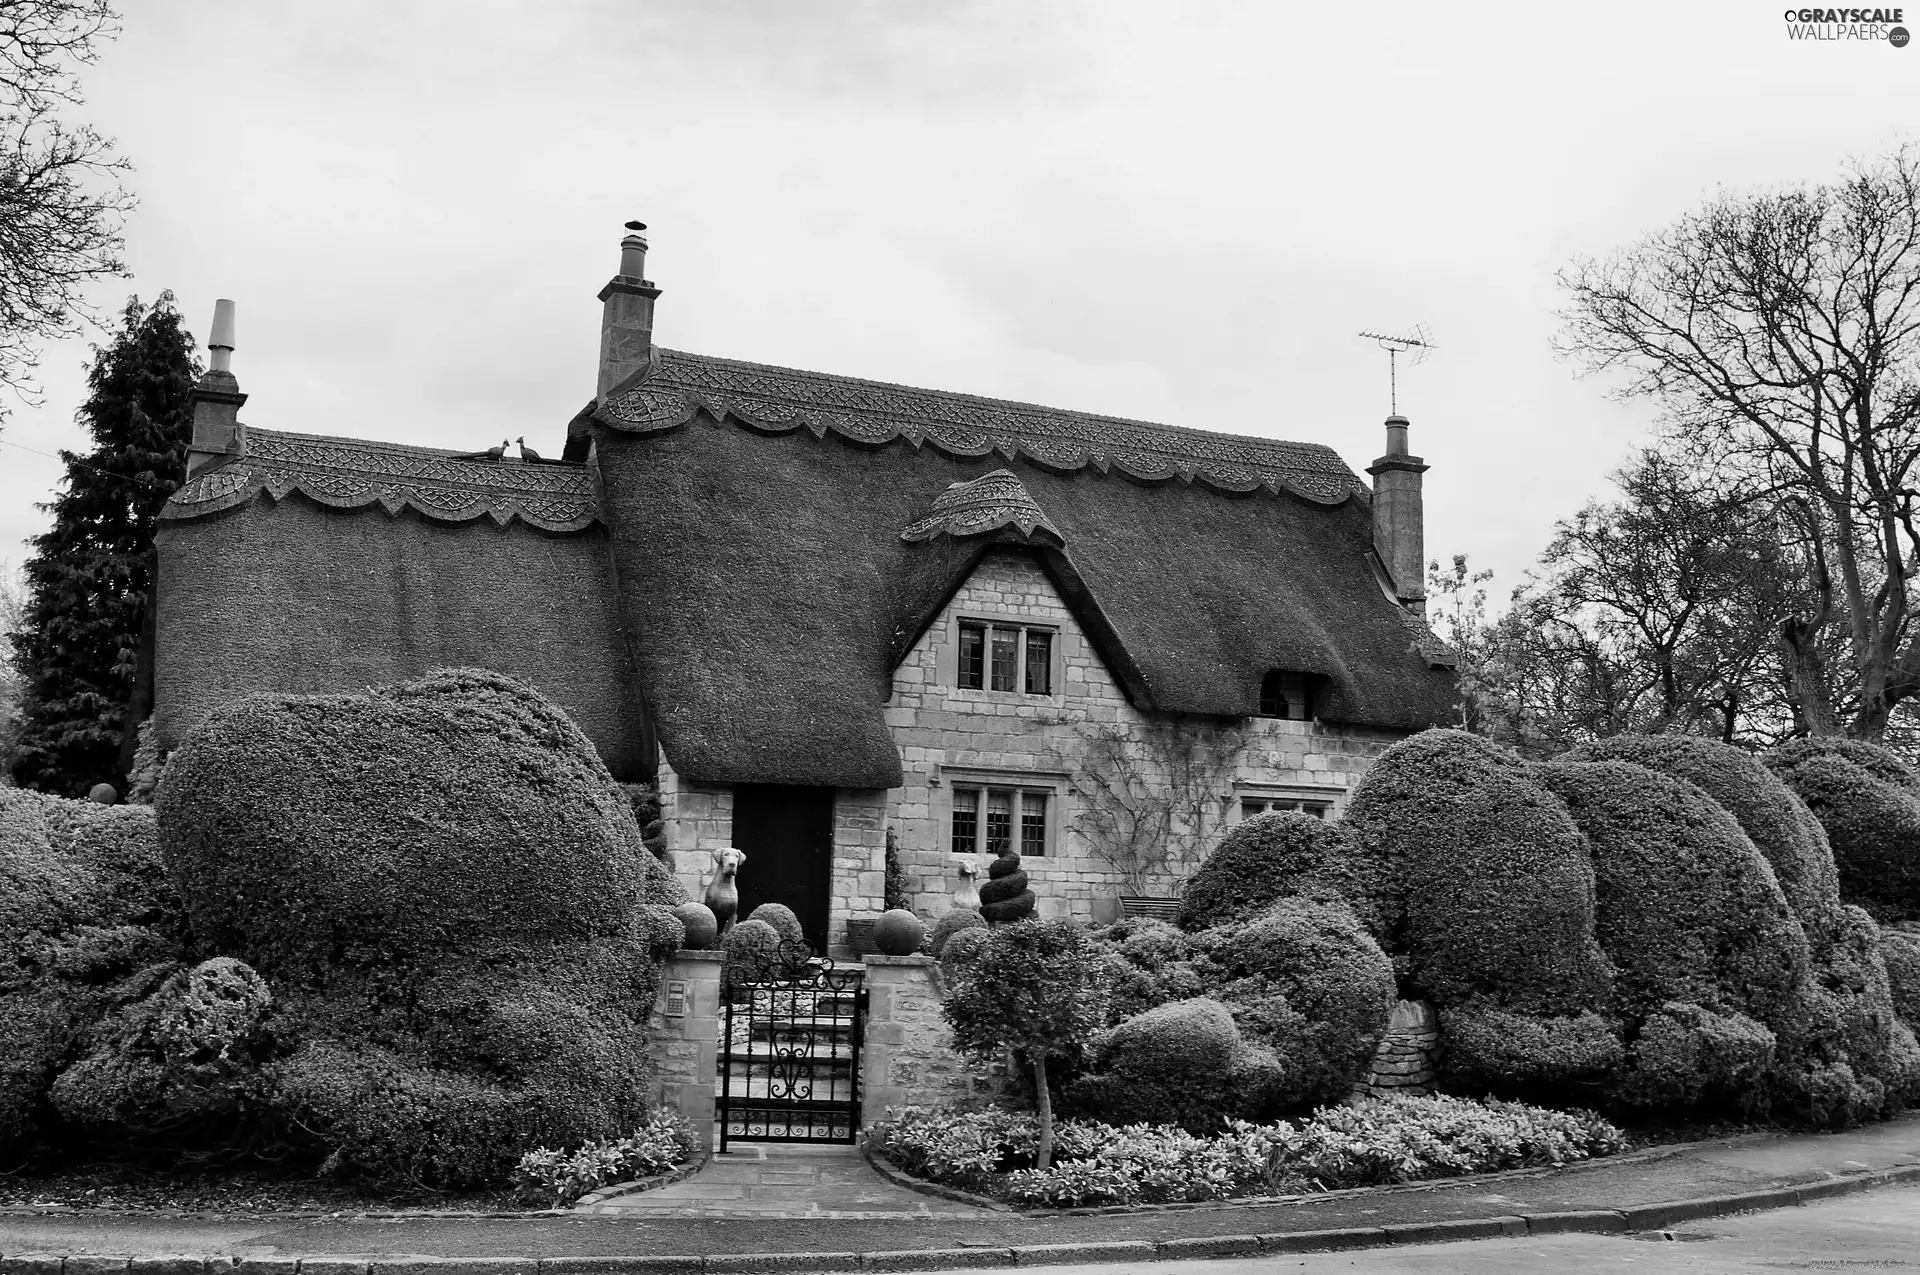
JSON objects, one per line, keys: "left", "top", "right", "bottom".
{"left": 1366, "top": 414, "right": 1428, "bottom": 615}
{"left": 597, "top": 220, "right": 661, "bottom": 405}
{"left": 186, "top": 299, "right": 247, "bottom": 477}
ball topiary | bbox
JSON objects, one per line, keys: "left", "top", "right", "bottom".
{"left": 873, "top": 908, "right": 926, "bottom": 956}
{"left": 673, "top": 902, "right": 719, "bottom": 950}
{"left": 1534, "top": 759, "right": 1812, "bottom": 1041}
{"left": 1178, "top": 812, "right": 1346, "bottom": 931}
{"left": 746, "top": 902, "right": 807, "bottom": 955}
{"left": 978, "top": 847, "right": 1036, "bottom": 924}
{"left": 1338, "top": 729, "right": 1611, "bottom": 1019}
{"left": 1768, "top": 738, "right": 1920, "bottom": 921}
{"left": 938, "top": 924, "right": 991, "bottom": 972}
{"left": 1210, "top": 898, "right": 1396, "bottom": 1109}
{"left": 155, "top": 669, "right": 677, "bottom": 1186}
{"left": 1062, "top": 997, "right": 1284, "bottom": 1131}
{"left": 928, "top": 908, "right": 986, "bottom": 957}
{"left": 721, "top": 918, "right": 783, "bottom": 990}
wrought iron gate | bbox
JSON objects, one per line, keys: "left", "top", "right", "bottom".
{"left": 718, "top": 951, "right": 866, "bottom": 1149}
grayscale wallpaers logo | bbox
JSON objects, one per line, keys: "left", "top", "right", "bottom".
{"left": 1783, "top": 6, "right": 1910, "bottom": 40}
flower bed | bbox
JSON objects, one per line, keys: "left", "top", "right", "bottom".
{"left": 511, "top": 1107, "right": 704, "bottom": 1207}
{"left": 866, "top": 1092, "right": 1627, "bottom": 1208}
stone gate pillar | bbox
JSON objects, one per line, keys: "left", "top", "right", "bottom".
{"left": 650, "top": 950, "right": 722, "bottom": 1131}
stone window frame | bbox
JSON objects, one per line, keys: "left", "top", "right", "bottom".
{"left": 933, "top": 764, "right": 1070, "bottom": 860}
{"left": 940, "top": 611, "right": 1066, "bottom": 703}
{"left": 1229, "top": 780, "right": 1348, "bottom": 824}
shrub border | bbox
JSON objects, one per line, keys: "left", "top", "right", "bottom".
{"left": 575, "top": 1147, "right": 712, "bottom": 1209}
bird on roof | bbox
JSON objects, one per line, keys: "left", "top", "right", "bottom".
{"left": 516, "top": 436, "right": 544, "bottom": 464}
{"left": 455, "top": 439, "right": 509, "bottom": 463}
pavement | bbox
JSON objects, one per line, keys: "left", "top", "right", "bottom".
{"left": 0, "top": 1115, "right": 1914, "bottom": 1271}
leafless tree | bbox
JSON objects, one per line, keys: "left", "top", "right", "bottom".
{"left": 0, "top": 0, "right": 130, "bottom": 422}
{"left": 1558, "top": 145, "right": 1920, "bottom": 741}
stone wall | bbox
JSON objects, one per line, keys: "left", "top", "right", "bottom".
{"left": 647, "top": 950, "right": 723, "bottom": 1130}
{"left": 860, "top": 955, "right": 998, "bottom": 1115}
{"left": 1355, "top": 998, "right": 1438, "bottom": 1098}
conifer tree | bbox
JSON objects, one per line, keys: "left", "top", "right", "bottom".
{"left": 8, "top": 293, "right": 197, "bottom": 794}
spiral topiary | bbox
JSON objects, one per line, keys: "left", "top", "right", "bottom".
{"left": 928, "top": 908, "right": 987, "bottom": 957}
{"left": 978, "top": 848, "right": 1036, "bottom": 924}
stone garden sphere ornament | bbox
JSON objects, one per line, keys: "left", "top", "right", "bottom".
{"left": 674, "top": 900, "right": 720, "bottom": 950}
{"left": 874, "top": 907, "right": 926, "bottom": 956}
{"left": 87, "top": 783, "right": 118, "bottom": 804}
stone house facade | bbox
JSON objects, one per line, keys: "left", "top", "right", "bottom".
{"left": 152, "top": 227, "right": 1457, "bottom": 952}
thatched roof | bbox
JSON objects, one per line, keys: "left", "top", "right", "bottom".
{"left": 163, "top": 427, "right": 601, "bottom": 532}
{"left": 586, "top": 349, "right": 1459, "bottom": 789}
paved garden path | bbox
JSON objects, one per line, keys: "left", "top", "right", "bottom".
{"left": 580, "top": 1142, "right": 996, "bottom": 1218}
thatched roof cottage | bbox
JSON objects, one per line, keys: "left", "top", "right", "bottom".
{"left": 155, "top": 229, "right": 1457, "bottom": 951}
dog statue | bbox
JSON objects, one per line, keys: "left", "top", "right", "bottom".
{"left": 705, "top": 847, "right": 746, "bottom": 935}
{"left": 954, "top": 857, "right": 982, "bottom": 911}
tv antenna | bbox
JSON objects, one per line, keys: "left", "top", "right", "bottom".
{"left": 1357, "top": 324, "right": 1436, "bottom": 415}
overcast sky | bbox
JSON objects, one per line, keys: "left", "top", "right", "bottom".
{"left": 1, "top": 0, "right": 1915, "bottom": 607}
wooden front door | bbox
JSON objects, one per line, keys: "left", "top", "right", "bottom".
{"left": 731, "top": 784, "right": 834, "bottom": 954}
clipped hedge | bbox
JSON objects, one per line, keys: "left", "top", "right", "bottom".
{"left": 1570, "top": 735, "right": 1920, "bottom": 1123}
{"left": 1768, "top": 738, "right": 1920, "bottom": 921}
{"left": 154, "top": 669, "right": 676, "bottom": 1186}
{"left": 1177, "top": 811, "right": 1346, "bottom": 931}
{"left": 1884, "top": 929, "right": 1920, "bottom": 1030}
{"left": 1063, "top": 997, "right": 1283, "bottom": 1132}
{"left": 1338, "top": 729, "right": 1610, "bottom": 1020}
{"left": 1533, "top": 759, "right": 1810, "bottom": 1037}
{"left": 0, "top": 787, "right": 181, "bottom": 1147}
{"left": 1211, "top": 898, "right": 1396, "bottom": 1108}
{"left": 1087, "top": 917, "right": 1212, "bottom": 1024}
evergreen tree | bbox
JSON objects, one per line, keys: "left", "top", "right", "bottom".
{"left": 9, "top": 293, "right": 197, "bottom": 794}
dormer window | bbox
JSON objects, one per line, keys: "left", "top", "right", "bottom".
{"left": 1259, "top": 670, "right": 1311, "bottom": 720}
{"left": 957, "top": 621, "right": 1054, "bottom": 695}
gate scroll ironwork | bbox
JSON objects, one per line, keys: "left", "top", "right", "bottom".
{"left": 718, "top": 945, "right": 866, "bottom": 1149}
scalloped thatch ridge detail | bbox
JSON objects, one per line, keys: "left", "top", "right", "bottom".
{"left": 160, "top": 428, "right": 601, "bottom": 532}
{"left": 901, "top": 468, "right": 1063, "bottom": 545}
{"left": 597, "top": 349, "right": 1365, "bottom": 504}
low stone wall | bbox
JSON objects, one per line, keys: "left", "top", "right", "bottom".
{"left": 648, "top": 950, "right": 722, "bottom": 1129}
{"left": 1356, "top": 998, "right": 1438, "bottom": 1098}
{"left": 860, "top": 954, "right": 986, "bottom": 1116}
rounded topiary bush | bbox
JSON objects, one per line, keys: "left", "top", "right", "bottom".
{"left": 1338, "top": 729, "right": 1610, "bottom": 1018}
{"left": 1178, "top": 811, "right": 1345, "bottom": 932}
{"left": 1613, "top": 1001, "right": 1777, "bottom": 1109}
{"left": 979, "top": 849, "right": 1036, "bottom": 924}
{"left": 1210, "top": 898, "right": 1396, "bottom": 1108}
{"left": 1534, "top": 759, "right": 1811, "bottom": 1040}
{"left": 722, "top": 918, "right": 783, "bottom": 990}
{"left": 746, "top": 903, "right": 807, "bottom": 954}
{"left": 1768, "top": 738, "right": 1920, "bottom": 921}
{"left": 1570, "top": 735, "right": 1839, "bottom": 937}
{"left": 0, "top": 788, "right": 180, "bottom": 1147}
{"left": 927, "top": 908, "right": 986, "bottom": 957}
{"left": 155, "top": 669, "right": 678, "bottom": 1186}
{"left": 938, "top": 924, "right": 990, "bottom": 972}
{"left": 1063, "top": 996, "right": 1283, "bottom": 1131}
{"left": 1570, "top": 735, "right": 1919, "bottom": 1122}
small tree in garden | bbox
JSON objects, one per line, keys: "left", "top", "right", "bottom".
{"left": 939, "top": 917, "right": 1111, "bottom": 1169}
